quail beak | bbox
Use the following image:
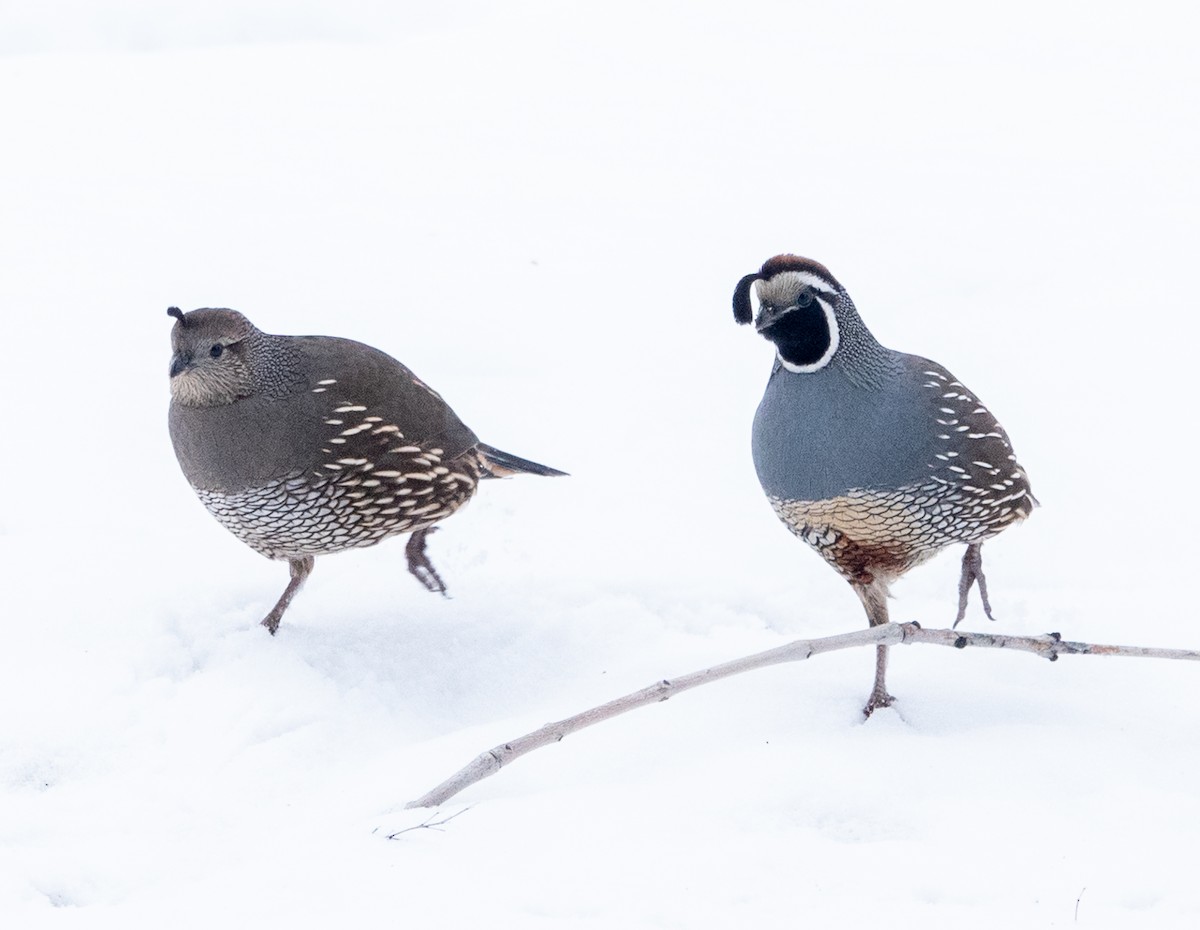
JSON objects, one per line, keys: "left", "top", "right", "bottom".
{"left": 754, "top": 303, "right": 791, "bottom": 333}
{"left": 169, "top": 351, "right": 193, "bottom": 378}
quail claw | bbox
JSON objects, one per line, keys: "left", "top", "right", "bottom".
{"left": 406, "top": 527, "right": 449, "bottom": 597}
{"left": 862, "top": 688, "right": 896, "bottom": 718}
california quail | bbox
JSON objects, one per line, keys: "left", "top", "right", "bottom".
{"left": 167, "top": 307, "right": 565, "bottom": 634}
{"left": 733, "top": 256, "right": 1036, "bottom": 716}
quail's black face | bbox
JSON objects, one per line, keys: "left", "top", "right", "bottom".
{"left": 733, "top": 256, "right": 843, "bottom": 374}
{"left": 755, "top": 287, "right": 835, "bottom": 368}
{"left": 167, "top": 307, "right": 257, "bottom": 407}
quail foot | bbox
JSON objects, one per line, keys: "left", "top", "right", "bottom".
{"left": 167, "top": 307, "right": 565, "bottom": 634}
{"left": 733, "top": 256, "right": 1036, "bottom": 716}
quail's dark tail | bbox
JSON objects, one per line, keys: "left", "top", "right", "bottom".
{"left": 476, "top": 443, "right": 567, "bottom": 478}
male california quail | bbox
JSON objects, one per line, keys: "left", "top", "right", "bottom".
{"left": 167, "top": 307, "right": 565, "bottom": 634}
{"left": 733, "top": 255, "right": 1036, "bottom": 716}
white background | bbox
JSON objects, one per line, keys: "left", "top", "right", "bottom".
{"left": 2, "top": 1, "right": 1198, "bottom": 926}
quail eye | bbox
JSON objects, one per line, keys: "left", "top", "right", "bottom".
{"left": 210, "top": 344, "right": 224, "bottom": 359}
{"left": 796, "top": 290, "right": 814, "bottom": 308}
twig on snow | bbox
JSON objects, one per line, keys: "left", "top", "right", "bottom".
{"left": 385, "top": 805, "right": 473, "bottom": 839}
{"left": 406, "top": 623, "right": 1200, "bottom": 809}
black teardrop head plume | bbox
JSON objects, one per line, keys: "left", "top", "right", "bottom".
{"left": 167, "top": 306, "right": 187, "bottom": 326}
{"left": 732, "top": 272, "right": 762, "bottom": 325}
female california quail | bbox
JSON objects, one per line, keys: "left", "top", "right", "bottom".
{"left": 733, "top": 255, "right": 1036, "bottom": 716}
{"left": 167, "top": 307, "right": 565, "bottom": 634}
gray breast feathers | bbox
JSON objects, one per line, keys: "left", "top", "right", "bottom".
{"left": 751, "top": 352, "right": 1023, "bottom": 505}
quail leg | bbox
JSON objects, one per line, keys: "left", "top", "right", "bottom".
{"left": 854, "top": 579, "right": 895, "bottom": 717}
{"left": 863, "top": 644, "right": 895, "bottom": 717}
{"left": 406, "top": 527, "right": 449, "bottom": 597}
{"left": 262, "top": 556, "right": 314, "bottom": 635}
{"left": 954, "top": 542, "right": 995, "bottom": 628}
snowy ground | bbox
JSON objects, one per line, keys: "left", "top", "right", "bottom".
{"left": 2, "top": 1, "right": 1199, "bottom": 926}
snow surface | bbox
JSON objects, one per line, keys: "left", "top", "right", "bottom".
{"left": 2, "top": 1, "right": 1199, "bottom": 926}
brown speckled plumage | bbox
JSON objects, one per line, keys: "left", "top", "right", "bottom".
{"left": 167, "top": 306, "right": 564, "bottom": 634}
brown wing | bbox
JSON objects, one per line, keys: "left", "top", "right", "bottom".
{"left": 907, "top": 355, "right": 1038, "bottom": 531}
{"left": 170, "top": 335, "right": 481, "bottom": 493}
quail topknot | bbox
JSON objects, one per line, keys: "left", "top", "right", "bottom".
{"left": 733, "top": 255, "right": 1036, "bottom": 716}
{"left": 167, "top": 306, "right": 565, "bottom": 634}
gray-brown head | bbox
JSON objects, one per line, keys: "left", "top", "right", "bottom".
{"left": 168, "top": 307, "right": 260, "bottom": 407}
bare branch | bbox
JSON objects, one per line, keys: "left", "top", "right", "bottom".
{"left": 904, "top": 626, "right": 1200, "bottom": 662}
{"left": 406, "top": 623, "right": 1200, "bottom": 809}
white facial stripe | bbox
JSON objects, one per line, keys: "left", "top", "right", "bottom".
{"left": 790, "top": 271, "right": 838, "bottom": 296}
{"left": 777, "top": 295, "right": 840, "bottom": 373}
